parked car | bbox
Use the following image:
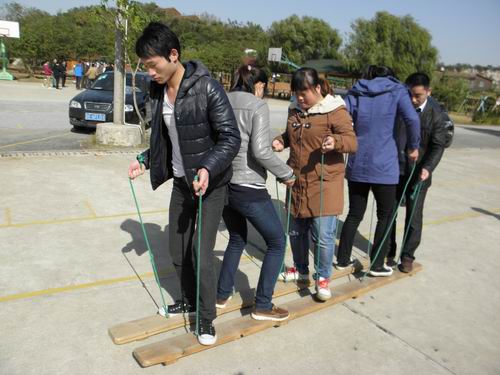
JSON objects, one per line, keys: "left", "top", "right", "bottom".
{"left": 69, "top": 72, "right": 151, "bottom": 130}
{"left": 439, "top": 104, "right": 455, "bottom": 148}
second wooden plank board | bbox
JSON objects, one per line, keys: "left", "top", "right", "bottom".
{"left": 109, "top": 258, "right": 368, "bottom": 344}
{"left": 133, "top": 263, "right": 422, "bottom": 367}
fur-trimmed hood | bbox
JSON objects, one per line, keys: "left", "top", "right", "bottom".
{"left": 289, "top": 94, "right": 346, "bottom": 115}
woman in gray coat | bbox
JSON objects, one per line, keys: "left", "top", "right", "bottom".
{"left": 216, "top": 66, "right": 295, "bottom": 322}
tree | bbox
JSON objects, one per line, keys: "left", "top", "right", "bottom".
{"left": 268, "top": 15, "right": 342, "bottom": 66}
{"left": 99, "top": 0, "right": 157, "bottom": 126}
{"left": 164, "top": 15, "right": 268, "bottom": 74}
{"left": 344, "top": 11, "right": 438, "bottom": 80}
{"left": 432, "top": 77, "right": 469, "bottom": 112}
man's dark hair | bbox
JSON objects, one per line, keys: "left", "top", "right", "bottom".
{"left": 291, "top": 67, "right": 320, "bottom": 92}
{"left": 362, "top": 65, "right": 395, "bottom": 80}
{"left": 135, "top": 22, "right": 181, "bottom": 61}
{"left": 405, "top": 72, "right": 431, "bottom": 88}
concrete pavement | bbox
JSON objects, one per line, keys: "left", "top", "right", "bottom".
{"left": 0, "top": 144, "right": 499, "bottom": 374}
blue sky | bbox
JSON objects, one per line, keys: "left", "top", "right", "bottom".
{"left": 2, "top": 0, "right": 499, "bottom": 66}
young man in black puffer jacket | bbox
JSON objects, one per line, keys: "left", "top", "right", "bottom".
{"left": 128, "top": 22, "right": 241, "bottom": 346}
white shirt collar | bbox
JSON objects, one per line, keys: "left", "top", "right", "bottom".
{"left": 418, "top": 99, "right": 428, "bottom": 113}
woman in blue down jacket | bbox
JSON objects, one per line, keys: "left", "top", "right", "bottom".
{"left": 336, "top": 66, "right": 420, "bottom": 276}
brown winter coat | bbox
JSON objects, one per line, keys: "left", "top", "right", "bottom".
{"left": 275, "top": 95, "right": 357, "bottom": 218}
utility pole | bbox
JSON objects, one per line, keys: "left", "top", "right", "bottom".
{"left": 113, "top": 2, "right": 126, "bottom": 125}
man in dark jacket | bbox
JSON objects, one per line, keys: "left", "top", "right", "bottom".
{"left": 51, "top": 59, "right": 63, "bottom": 89}
{"left": 389, "top": 72, "right": 447, "bottom": 272}
{"left": 128, "top": 22, "right": 241, "bottom": 346}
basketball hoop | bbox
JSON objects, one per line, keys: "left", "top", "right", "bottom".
{"left": 0, "top": 21, "right": 20, "bottom": 80}
{"left": 0, "top": 21, "right": 20, "bottom": 38}
{"left": 268, "top": 48, "right": 282, "bottom": 63}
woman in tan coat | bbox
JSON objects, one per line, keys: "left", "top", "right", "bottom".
{"left": 273, "top": 68, "right": 357, "bottom": 301}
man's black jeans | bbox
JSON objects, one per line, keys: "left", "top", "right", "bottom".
{"left": 337, "top": 181, "right": 397, "bottom": 269}
{"left": 168, "top": 177, "right": 226, "bottom": 322}
{"left": 389, "top": 176, "right": 429, "bottom": 260}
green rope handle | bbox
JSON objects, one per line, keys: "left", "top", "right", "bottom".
{"left": 128, "top": 178, "right": 168, "bottom": 317}
{"left": 275, "top": 174, "right": 295, "bottom": 281}
{"left": 314, "top": 153, "right": 325, "bottom": 287}
{"left": 366, "top": 198, "right": 376, "bottom": 262}
{"left": 136, "top": 153, "right": 146, "bottom": 165}
{"left": 396, "top": 180, "right": 423, "bottom": 263}
{"left": 194, "top": 175, "right": 202, "bottom": 337}
{"left": 362, "top": 163, "right": 418, "bottom": 278}
{"left": 279, "top": 186, "right": 293, "bottom": 278}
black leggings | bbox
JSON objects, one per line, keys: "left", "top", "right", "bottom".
{"left": 337, "top": 181, "right": 396, "bottom": 269}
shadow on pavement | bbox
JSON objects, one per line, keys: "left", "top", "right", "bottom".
{"left": 120, "top": 218, "right": 251, "bottom": 310}
{"left": 471, "top": 207, "right": 500, "bottom": 220}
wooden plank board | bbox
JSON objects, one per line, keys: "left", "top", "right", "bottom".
{"left": 133, "top": 263, "right": 422, "bottom": 367}
{"left": 109, "top": 258, "right": 368, "bottom": 345}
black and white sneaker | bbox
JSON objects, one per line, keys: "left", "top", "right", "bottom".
{"left": 197, "top": 319, "right": 217, "bottom": 346}
{"left": 158, "top": 301, "right": 195, "bottom": 317}
{"left": 368, "top": 265, "right": 393, "bottom": 277}
{"left": 334, "top": 259, "right": 355, "bottom": 270}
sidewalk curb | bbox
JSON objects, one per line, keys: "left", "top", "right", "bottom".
{"left": 0, "top": 149, "right": 144, "bottom": 159}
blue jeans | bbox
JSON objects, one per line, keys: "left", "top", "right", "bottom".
{"left": 289, "top": 216, "right": 337, "bottom": 279}
{"left": 217, "top": 196, "right": 285, "bottom": 310}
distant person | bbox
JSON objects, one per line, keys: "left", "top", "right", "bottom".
{"left": 85, "top": 63, "right": 98, "bottom": 87}
{"left": 336, "top": 65, "right": 420, "bottom": 277}
{"left": 42, "top": 61, "right": 53, "bottom": 88}
{"left": 52, "top": 59, "right": 64, "bottom": 89}
{"left": 216, "top": 65, "right": 295, "bottom": 322}
{"left": 128, "top": 22, "right": 240, "bottom": 346}
{"left": 273, "top": 67, "right": 357, "bottom": 301}
{"left": 97, "top": 62, "right": 105, "bottom": 75}
{"left": 82, "top": 61, "right": 89, "bottom": 88}
{"left": 388, "top": 72, "right": 447, "bottom": 273}
{"left": 74, "top": 61, "right": 84, "bottom": 90}
{"left": 104, "top": 63, "right": 114, "bottom": 72}
{"left": 61, "top": 60, "right": 67, "bottom": 87}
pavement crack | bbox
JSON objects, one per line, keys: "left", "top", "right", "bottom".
{"left": 342, "top": 302, "right": 457, "bottom": 375}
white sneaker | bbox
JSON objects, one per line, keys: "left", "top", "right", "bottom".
{"left": 279, "top": 266, "right": 310, "bottom": 284}
{"left": 279, "top": 266, "right": 298, "bottom": 281}
{"left": 197, "top": 320, "right": 217, "bottom": 346}
{"left": 368, "top": 266, "right": 394, "bottom": 277}
{"left": 315, "top": 277, "right": 332, "bottom": 301}
{"left": 216, "top": 295, "right": 232, "bottom": 309}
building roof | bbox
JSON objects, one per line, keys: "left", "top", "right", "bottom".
{"left": 440, "top": 71, "right": 494, "bottom": 82}
{"left": 303, "top": 59, "right": 351, "bottom": 76}
{"left": 164, "top": 8, "right": 181, "bottom": 17}
{"left": 162, "top": 7, "right": 199, "bottom": 20}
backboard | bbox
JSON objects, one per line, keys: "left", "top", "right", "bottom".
{"left": 268, "top": 48, "right": 282, "bottom": 62}
{"left": 0, "top": 21, "right": 20, "bottom": 38}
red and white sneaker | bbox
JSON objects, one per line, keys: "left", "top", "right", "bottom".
{"left": 315, "top": 277, "right": 332, "bottom": 301}
{"left": 279, "top": 266, "right": 298, "bottom": 282}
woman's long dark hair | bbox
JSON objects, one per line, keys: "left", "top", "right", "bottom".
{"left": 362, "top": 65, "right": 395, "bottom": 80}
{"left": 231, "top": 65, "right": 268, "bottom": 94}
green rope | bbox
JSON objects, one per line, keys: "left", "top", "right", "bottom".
{"left": 314, "top": 153, "right": 325, "bottom": 286}
{"left": 366, "top": 198, "right": 376, "bottom": 261}
{"left": 275, "top": 178, "right": 286, "bottom": 228}
{"left": 194, "top": 176, "right": 202, "bottom": 337}
{"left": 396, "top": 180, "right": 423, "bottom": 263}
{"left": 279, "top": 185, "right": 293, "bottom": 279}
{"left": 332, "top": 154, "right": 346, "bottom": 265}
{"left": 128, "top": 178, "right": 168, "bottom": 317}
{"left": 362, "top": 163, "right": 417, "bottom": 278}
{"left": 275, "top": 179, "right": 281, "bottom": 205}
